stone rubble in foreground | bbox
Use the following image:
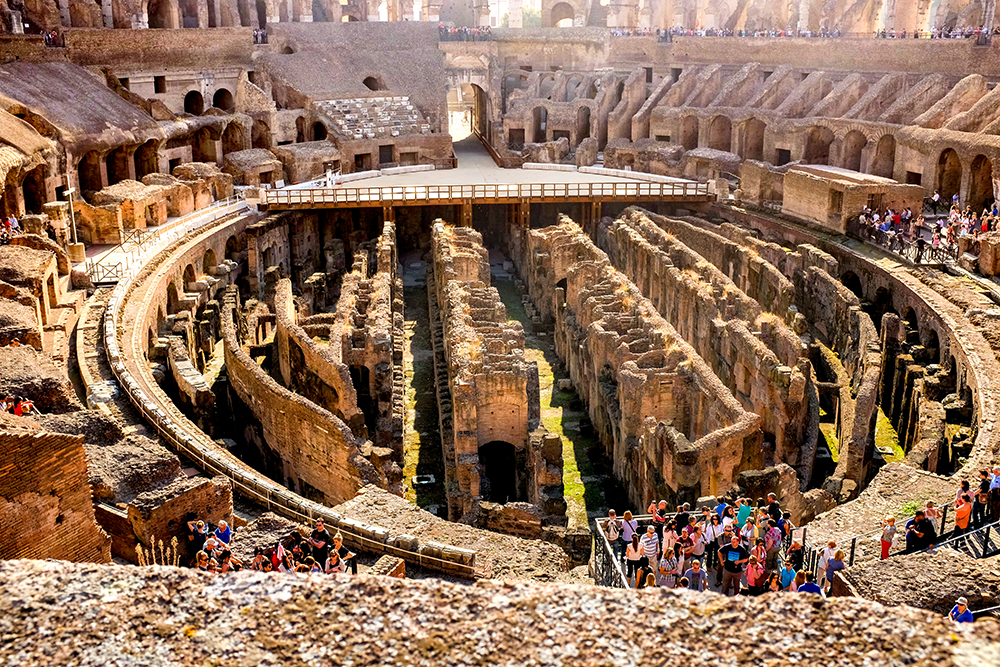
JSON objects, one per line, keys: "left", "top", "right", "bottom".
{"left": 0, "top": 560, "right": 997, "bottom": 666}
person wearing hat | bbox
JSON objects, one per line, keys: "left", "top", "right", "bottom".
{"left": 950, "top": 597, "right": 974, "bottom": 623}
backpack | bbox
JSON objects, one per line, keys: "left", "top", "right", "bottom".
{"left": 606, "top": 519, "right": 621, "bottom": 542}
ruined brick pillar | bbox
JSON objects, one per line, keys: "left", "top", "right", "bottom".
{"left": 878, "top": 313, "right": 901, "bottom": 414}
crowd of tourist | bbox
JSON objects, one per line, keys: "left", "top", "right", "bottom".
{"left": 2, "top": 215, "right": 23, "bottom": 245}
{"left": 0, "top": 395, "right": 37, "bottom": 416}
{"left": 438, "top": 25, "right": 492, "bottom": 41}
{"left": 42, "top": 30, "right": 63, "bottom": 48}
{"left": 252, "top": 29, "right": 269, "bottom": 44}
{"left": 188, "top": 518, "right": 358, "bottom": 575}
{"left": 603, "top": 494, "right": 828, "bottom": 596}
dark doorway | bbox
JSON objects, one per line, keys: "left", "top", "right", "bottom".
{"left": 184, "top": 90, "right": 204, "bottom": 115}
{"left": 350, "top": 365, "right": 377, "bottom": 438}
{"left": 479, "top": 440, "right": 517, "bottom": 503}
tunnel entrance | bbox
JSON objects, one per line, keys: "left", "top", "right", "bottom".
{"left": 479, "top": 440, "right": 518, "bottom": 503}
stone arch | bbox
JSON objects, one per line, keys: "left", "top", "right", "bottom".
{"left": 903, "top": 307, "right": 920, "bottom": 345}
{"left": 925, "top": 328, "right": 941, "bottom": 364}
{"left": 841, "top": 271, "right": 863, "bottom": 300}
{"left": 565, "top": 75, "right": 583, "bottom": 102}
{"left": 539, "top": 75, "right": 557, "bottom": 100}
{"left": 841, "top": 129, "right": 866, "bottom": 172}
{"left": 937, "top": 148, "right": 962, "bottom": 202}
{"left": 312, "top": 0, "right": 331, "bottom": 20}
{"left": 707, "top": 115, "right": 732, "bottom": 152}
{"left": 213, "top": 88, "right": 235, "bottom": 111}
{"left": 134, "top": 140, "right": 160, "bottom": 180}
{"left": 78, "top": 150, "right": 104, "bottom": 193}
{"left": 969, "top": 154, "right": 994, "bottom": 211}
{"left": 804, "top": 126, "right": 834, "bottom": 164}
{"left": 313, "top": 121, "right": 328, "bottom": 141}
{"left": 202, "top": 248, "right": 217, "bottom": 274}
{"left": 225, "top": 234, "right": 241, "bottom": 261}
{"left": 363, "top": 76, "right": 386, "bottom": 91}
{"left": 550, "top": 1, "right": 575, "bottom": 26}
{"left": 871, "top": 134, "right": 895, "bottom": 179}
{"left": 295, "top": 116, "right": 307, "bottom": 143}
{"left": 252, "top": 119, "right": 271, "bottom": 149}
{"left": 166, "top": 281, "right": 179, "bottom": 314}
{"left": 20, "top": 165, "right": 46, "bottom": 214}
{"left": 184, "top": 90, "right": 204, "bottom": 115}
{"left": 180, "top": 0, "right": 199, "bottom": 27}
{"left": 681, "top": 115, "right": 698, "bottom": 150}
{"left": 478, "top": 440, "right": 518, "bottom": 503}
{"left": 741, "top": 118, "right": 765, "bottom": 161}
{"left": 183, "top": 264, "right": 197, "bottom": 288}
{"left": 532, "top": 106, "right": 547, "bottom": 143}
{"left": 577, "top": 106, "right": 591, "bottom": 141}
{"left": 222, "top": 122, "right": 245, "bottom": 155}
{"left": 193, "top": 126, "right": 221, "bottom": 164}
{"left": 255, "top": 0, "right": 267, "bottom": 27}
{"left": 148, "top": 0, "right": 176, "bottom": 28}
{"left": 106, "top": 146, "right": 133, "bottom": 186}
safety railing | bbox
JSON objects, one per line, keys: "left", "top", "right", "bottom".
{"left": 262, "top": 180, "right": 711, "bottom": 207}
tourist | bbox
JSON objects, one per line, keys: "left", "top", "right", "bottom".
{"left": 973, "top": 469, "right": 990, "bottom": 527}
{"left": 791, "top": 570, "right": 806, "bottom": 592}
{"left": 817, "top": 540, "right": 837, "bottom": 585}
{"left": 195, "top": 550, "right": 210, "bottom": 572}
{"left": 925, "top": 501, "right": 942, "bottom": 532}
{"left": 718, "top": 535, "right": 749, "bottom": 597}
{"left": 325, "top": 550, "right": 345, "bottom": 574}
{"left": 621, "top": 510, "right": 639, "bottom": 556}
{"left": 684, "top": 559, "right": 707, "bottom": 591}
{"left": 736, "top": 497, "right": 752, "bottom": 528}
{"left": 779, "top": 560, "right": 796, "bottom": 590}
{"left": 332, "top": 533, "right": 357, "bottom": 574}
{"left": 635, "top": 559, "right": 654, "bottom": 589}
{"left": 202, "top": 531, "right": 221, "bottom": 558}
{"left": 750, "top": 537, "right": 767, "bottom": 573}
{"left": 785, "top": 540, "right": 804, "bottom": 572}
{"left": 640, "top": 525, "right": 660, "bottom": 565}
{"left": 904, "top": 510, "right": 937, "bottom": 553}
{"left": 647, "top": 499, "right": 669, "bottom": 541}
{"left": 661, "top": 518, "right": 678, "bottom": 555}
{"left": 721, "top": 504, "right": 737, "bottom": 529}
{"left": 214, "top": 519, "right": 232, "bottom": 545}
{"left": 604, "top": 510, "right": 623, "bottom": 561}
{"left": 953, "top": 493, "right": 973, "bottom": 539}
{"left": 824, "top": 550, "right": 846, "bottom": 593}
{"left": 703, "top": 513, "right": 724, "bottom": 571}
{"left": 745, "top": 555, "right": 765, "bottom": 595}
{"left": 764, "top": 519, "right": 782, "bottom": 571}
{"left": 218, "top": 549, "right": 243, "bottom": 572}
{"left": 797, "top": 572, "right": 823, "bottom": 595}
{"left": 309, "top": 519, "right": 333, "bottom": 564}
{"left": 766, "top": 493, "right": 781, "bottom": 523}
{"left": 658, "top": 544, "right": 678, "bottom": 588}
{"left": 675, "top": 502, "right": 691, "bottom": 533}
{"left": 187, "top": 520, "right": 209, "bottom": 554}
{"left": 625, "top": 534, "right": 643, "bottom": 584}
{"left": 766, "top": 571, "right": 782, "bottom": 593}
{"left": 714, "top": 524, "right": 735, "bottom": 586}
{"left": 643, "top": 572, "right": 657, "bottom": 589}
{"left": 880, "top": 516, "right": 897, "bottom": 559}
{"left": 740, "top": 516, "right": 757, "bottom": 550}
{"left": 949, "top": 597, "right": 974, "bottom": 623}
{"left": 250, "top": 547, "right": 266, "bottom": 571}
{"left": 990, "top": 466, "right": 1000, "bottom": 522}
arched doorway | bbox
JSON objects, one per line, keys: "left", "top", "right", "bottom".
{"left": 312, "top": 0, "right": 330, "bottom": 20}
{"left": 708, "top": 116, "right": 732, "bottom": 152}
{"left": 871, "top": 134, "right": 895, "bottom": 178}
{"left": 193, "top": 127, "right": 220, "bottom": 164}
{"left": 20, "top": 166, "right": 45, "bottom": 214}
{"left": 106, "top": 146, "right": 132, "bottom": 186}
{"left": 252, "top": 119, "right": 271, "bottom": 149}
{"left": 804, "top": 126, "right": 834, "bottom": 164}
{"left": 741, "top": 118, "right": 765, "bottom": 161}
{"left": 202, "top": 248, "right": 217, "bottom": 273}
{"left": 148, "top": 0, "right": 174, "bottom": 28}
{"left": 841, "top": 271, "right": 863, "bottom": 300}
{"left": 577, "top": 106, "right": 591, "bottom": 141}
{"left": 134, "top": 140, "right": 159, "bottom": 180}
{"left": 213, "top": 88, "right": 234, "bottom": 111}
{"left": 184, "top": 90, "right": 204, "bottom": 115}
{"left": 969, "top": 154, "right": 994, "bottom": 211}
{"left": 180, "top": 0, "right": 199, "bottom": 27}
{"left": 166, "top": 282, "right": 179, "bottom": 314}
{"left": 478, "top": 440, "right": 517, "bottom": 503}
{"left": 841, "top": 130, "right": 866, "bottom": 172}
{"left": 550, "top": 1, "right": 575, "bottom": 26}
{"left": 183, "top": 264, "right": 197, "bottom": 287}
{"left": 222, "top": 122, "right": 244, "bottom": 155}
{"left": 937, "top": 148, "right": 962, "bottom": 202}
{"left": 446, "top": 83, "right": 486, "bottom": 141}
{"left": 225, "top": 234, "right": 241, "bottom": 261}
{"left": 681, "top": 116, "right": 698, "bottom": 150}
{"left": 532, "top": 106, "right": 547, "bottom": 143}
{"left": 363, "top": 76, "right": 386, "bottom": 91}
{"left": 255, "top": 0, "right": 267, "bottom": 27}
{"left": 78, "top": 151, "right": 104, "bottom": 193}
{"left": 313, "top": 121, "right": 327, "bottom": 141}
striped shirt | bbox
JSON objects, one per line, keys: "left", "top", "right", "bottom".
{"left": 640, "top": 533, "right": 660, "bottom": 560}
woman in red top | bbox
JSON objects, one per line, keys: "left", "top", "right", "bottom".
{"left": 953, "top": 493, "right": 973, "bottom": 538}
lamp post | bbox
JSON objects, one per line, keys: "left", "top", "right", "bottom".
{"left": 64, "top": 186, "right": 85, "bottom": 263}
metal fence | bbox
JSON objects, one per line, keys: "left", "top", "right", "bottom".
{"left": 262, "top": 180, "right": 710, "bottom": 207}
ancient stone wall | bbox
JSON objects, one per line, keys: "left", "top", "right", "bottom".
{"left": 513, "top": 216, "right": 761, "bottom": 507}
{"left": 598, "top": 208, "right": 816, "bottom": 480}
{"left": 0, "top": 430, "right": 111, "bottom": 563}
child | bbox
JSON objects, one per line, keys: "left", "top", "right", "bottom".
{"left": 880, "top": 516, "right": 896, "bottom": 560}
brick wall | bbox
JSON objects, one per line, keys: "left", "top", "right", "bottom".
{"left": 65, "top": 28, "right": 253, "bottom": 71}
{"left": 0, "top": 430, "right": 111, "bottom": 563}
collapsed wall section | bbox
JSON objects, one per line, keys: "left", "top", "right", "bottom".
{"left": 516, "top": 216, "right": 761, "bottom": 508}
{"left": 598, "top": 207, "right": 817, "bottom": 481}
{"left": 430, "top": 222, "right": 561, "bottom": 522}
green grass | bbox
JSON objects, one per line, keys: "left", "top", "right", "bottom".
{"left": 875, "top": 407, "right": 905, "bottom": 463}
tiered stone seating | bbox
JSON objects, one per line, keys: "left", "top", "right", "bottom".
{"left": 314, "top": 97, "right": 432, "bottom": 139}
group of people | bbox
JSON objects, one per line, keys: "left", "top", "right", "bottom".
{"left": 189, "top": 518, "right": 358, "bottom": 575}
{"left": 252, "top": 29, "right": 269, "bottom": 44}
{"left": 438, "top": 25, "right": 492, "bottom": 41}
{"left": 615, "top": 27, "right": 845, "bottom": 41}
{"left": 604, "top": 494, "right": 832, "bottom": 597}
{"left": 0, "top": 394, "right": 37, "bottom": 417}
{"left": 2, "top": 215, "right": 22, "bottom": 245}
{"left": 42, "top": 30, "right": 63, "bottom": 48}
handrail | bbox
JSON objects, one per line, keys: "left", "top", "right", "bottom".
{"left": 261, "top": 180, "right": 711, "bottom": 207}
{"left": 101, "top": 199, "right": 479, "bottom": 579}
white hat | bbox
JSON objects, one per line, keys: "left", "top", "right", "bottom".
{"left": 957, "top": 597, "right": 968, "bottom": 606}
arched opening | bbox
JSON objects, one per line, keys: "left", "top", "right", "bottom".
{"left": 106, "top": 146, "right": 132, "bottom": 186}
{"left": 350, "top": 365, "right": 376, "bottom": 437}
{"left": 313, "top": 121, "right": 328, "bottom": 141}
{"left": 868, "top": 286, "right": 895, "bottom": 328}
{"left": 577, "top": 106, "right": 591, "bottom": 141}
{"left": 447, "top": 83, "right": 486, "bottom": 141}
{"left": 903, "top": 308, "right": 920, "bottom": 346}
{"left": 565, "top": 76, "right": 582, "bottom": 102}
{"left": 148, "top": 0, "right": 174, "bottom": 28}
{"left": 192, "top": 127, "right": 220, "bottom": 164}
{"left": 871, "top": 134, "right": 895, "bottom": 179}
{"left": 183, "top": 264, "right": 197, "bottom": 287}
{"left": 166, "top": 282, "right": 179, "bottom": 314}
{"left": 225, "top": 235, "right": 240, "bottom": 261}
{"left": 804, "top": 126, "right": 834, "bottom": 164}
{"left": 925, "top": 329, "right": 940, "bottom": 364}
{"left": 213, "top": 88, "right": 234, "bottom": 112}
{"left": 539, "top": 75, "right": 556, "bottom": 100}
{"left": 841, "top": 271, "right": 863, "bottom": 300}
{"left": 707, "top": 115, "right": 732, "bottom": 152}
{"left": 741, "top": 118, "right": 765, "bottom": 161}
{"left": 203, "top": 248, "right": 217, "bottom": 273}
{"left": 969, "top": 154, "right": 994, "bottom": 212}
{"left": 180, "top": 0, "right": 199, "bottom": 27}
{"left": 295, "top": 117, "right": 307, "bottom": 143}
{"left": 252, "top": 119, "right": 271, "bottom": 149}
{"left": 532, "top": 106, "right": 547, "bottom": 143}
{"left": 312, "top": 0, "right": 330, "bottom": 20}
{"left": 550, "top": 1, "right": 575, "bottom": 26}
{"left": 78, "top": 151, "right": 104, "bottom": 193}
{"left": 255, "top": 0, "right": 267, "bottom": 27}
{"left": 681, "top": 116, "right": 698, "bottom": 150}
{"left": 134, "top": 140, "right": 159, "bottom": 180}
{"left": 937, "top": 148, "right": 962, "bottom": 203}
{"left": 184, "top": 90, "right": 204, "bottom": 115}
{"left": 841, "top": 130, "right": 866, "bottom": 172}
{"left": 237, "top": 0, "right": 251, "bottom": 26}
{"left": 222, "top": 122, "right": 244, "bottom": 155}
{"left": 478, "top": 440, "right": 518, "bottom": 503}
{"left": 20, "top": 166, "right": 46, "bottom": 214}
{"left": 363, "top": 76, "right": 385, "bottom": 91}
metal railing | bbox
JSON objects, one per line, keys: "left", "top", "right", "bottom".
{"left": 262, "top": 180, "right": 711, "bottom": 207}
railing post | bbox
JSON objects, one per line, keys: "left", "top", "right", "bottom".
{"left": 940, "top": 505, "right": 949, "bottom": 535}
{"left": 849, "top": 536, "right": 857, "bottom": 566}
